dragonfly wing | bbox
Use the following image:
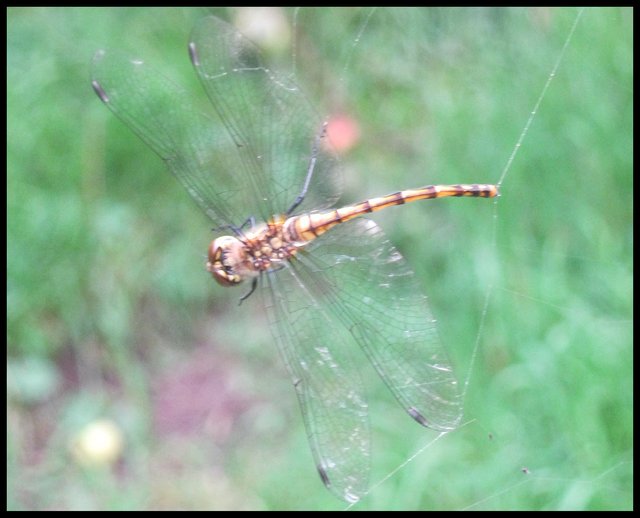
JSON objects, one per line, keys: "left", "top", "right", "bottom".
{"left": 188, "top": 16, "right": 342, "bottom": 221}
{"left": 92, "top": 49, "right": 260, "bottom": 228}
{"left": 261, "top": 263, "right": 370, "bottom": 504}
{"left": 299, "top": 218, "right": 463, "bottom": 432}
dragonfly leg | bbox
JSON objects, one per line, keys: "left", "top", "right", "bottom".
{"left": 241, "top": 263, "right": 287, "bottom": 305}
{"left": 213, "top": 216, "right": 255, "bottom": 237}
{"left": 233, "top": 216, "right": 256, "bottom": 237}
{"left": 238, "top": 277, "right": 258, "bottom": 305}
{"left": 239, "top": 215, "right": 256, "bottom": 231}
{"left": 286, "top": 121, "right": 328, "bottom": 216}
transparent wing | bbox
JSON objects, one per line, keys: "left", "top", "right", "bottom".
{"left": 260, "top": 218, "right": 461, "bottom": 503}
{"left": 92, "top": 49, "right": 249, "bottom": 228}
{"left": 92, "top": 16, "right": 341, "bottom": 228}
{"left": 188, "top": 16, "right": 341, "bottom": 221}
{"left": 298, "top": 218, "right": 463, "bottom": 432}
{"left": 262, "top": 263, "right": 370, "bottom": 504}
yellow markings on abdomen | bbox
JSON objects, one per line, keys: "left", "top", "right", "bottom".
{"left": 285, "top": 184, "right": 498, "bottom": 244}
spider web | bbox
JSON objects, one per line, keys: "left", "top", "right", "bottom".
{"left": 86, "top": 7, "right": 632, "bottom": 510}
{"left": 265, "top": 7, "right": 632, "bottom": 511}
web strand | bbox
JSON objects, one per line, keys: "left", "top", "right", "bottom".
{"left": 496, "top": 8, "right": 584, "bottom": 188}
{"left": 366, "top": 8, "right": 587, "bottom": 508}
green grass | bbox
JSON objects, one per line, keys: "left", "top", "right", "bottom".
{"left": 7, "top": 7, "right": 632, "bottom": 510}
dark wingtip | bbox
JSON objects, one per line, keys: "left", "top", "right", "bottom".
{"left": 317, "top": 464, "right": 331, "bottom": 488}
{"left": 91, "top": 79, "right": 109, "bottom": 103}
{"left": 407, "top": 406, "right": 429, "bottom": 427}
{"left": 317, "top": 464, "right": 361, "bottom": 504}
{"left": 188, "top": 41, "right": 200, "bottom": 67}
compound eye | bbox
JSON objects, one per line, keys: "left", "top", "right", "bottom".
{"left": 207, "top": 239, "right": 222, "bottom": 266}
{"left": 206, "top": 236, "right": 243, "bottom": 286}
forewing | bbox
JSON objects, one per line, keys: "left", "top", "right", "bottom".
{"left": 188, "top": 16, "right": 342, "bottom": 221}
{"left": 92, "top": 49, "right": 253, "bottom": 228}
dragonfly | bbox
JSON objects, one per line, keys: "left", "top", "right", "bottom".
{"left": 92, "top": 15, "right": 498, "bottom": 503}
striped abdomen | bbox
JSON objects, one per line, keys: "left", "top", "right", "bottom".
{"left": 284, "top": 183, "right": 498, "bottom": 244}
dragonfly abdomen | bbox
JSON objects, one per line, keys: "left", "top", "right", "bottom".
{"left": 285, "top": 183, "right": 498, "bottom": 243}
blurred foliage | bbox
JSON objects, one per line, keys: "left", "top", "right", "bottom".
{"left": 7, "top": 7, "right": 632, "bottom": 510}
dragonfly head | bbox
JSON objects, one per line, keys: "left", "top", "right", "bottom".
{"left": 207, "top": 235, "right": 248, "bottom": 286}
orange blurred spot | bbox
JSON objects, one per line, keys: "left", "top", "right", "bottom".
{"left": 324, "top": 114, "right": 360, "bottom": 154}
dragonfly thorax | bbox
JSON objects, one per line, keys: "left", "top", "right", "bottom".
{"left": 207, "top": 217, "right": 299, "bottom": 287}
